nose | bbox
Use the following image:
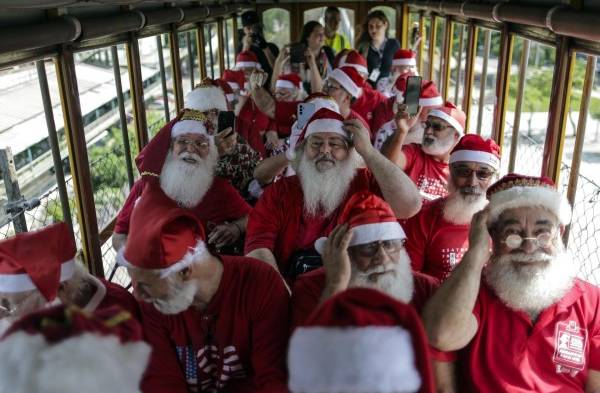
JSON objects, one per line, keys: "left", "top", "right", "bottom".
{"left": 370, "top": 245, "right": 391, "bottom": 267}
{"left": 464, "top": 171, "right": 478, "bottom": 186}
{"left": 520, "top": 237, "right": 538, "bottom": 254}
{"left": 319, "top": 142, "right": 332, "bottom": 155}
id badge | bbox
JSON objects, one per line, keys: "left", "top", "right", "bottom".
{"left": 369, "top": 68, "right": 381, "bottom": 82}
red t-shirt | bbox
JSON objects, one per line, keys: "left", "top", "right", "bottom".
{"left": 456, "top": 279, "right": 600, "bottom": 392}
{"left": 237, "top": 98, "right": 271, "bottom": 157}
{"left": 114, "top": 178, "right": 251, "bottom": 235}
{"left": 244, "top": 168, "right": 381, "bottom": 274}
{"left": 370, "top": 97, "right": 395, "bottom": 137}
{"left": 402, "top": 143, "right": 449, "bottom": 200}
{"left": 140, "top": 256, "right": 289, "bottom": 393}
{"left": 291, "top": 267, "right": 439, "bottom": 329}
{"left": 351, "top": 83, "right": 387, "bottom": 133}
{"left": 403, "top": 197, "right": 469, "bottom": 281}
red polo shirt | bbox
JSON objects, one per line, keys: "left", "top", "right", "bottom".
{"left": 457, "top": 279, "right": 600, "bottom": 392}
{"left": 402, "top": 143, "right": 449, "bottom": 201}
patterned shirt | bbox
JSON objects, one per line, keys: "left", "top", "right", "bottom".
{"left": 216, "top": 143, "right": 261, "bottom": 198}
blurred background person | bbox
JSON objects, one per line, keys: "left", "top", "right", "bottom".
{"left": 299, "top": 21, "right": 335, "bottom": 93}
{"left": 323, "top": 6, "right": 351, "bottom": 54}
{"left": 237, "top": 10, "right": 279, "bottom": 84}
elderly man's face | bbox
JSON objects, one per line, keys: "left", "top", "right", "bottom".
{"left": 172, "top": 133, "right": 211, "bottom": 161}
{"left": 305, "top": 133, "right": 350, "bottom": 171}
{"left": 323, "top": 79, "right": 351, "bottom": 107}
{"left": 449, "top": 162, "right": 495, "bottom": 200}
{"left": 348, "top": 240, "right": 405, "bottom": 280}
{"left": 0, "top": 289, "right": 48, "bottom": 321}
{"left": 274, "top": 87, "right": 297, "bottom": 102}
{"left": 128, "top": 268, "right": 172, "bottom": 304}
{"left": 392, "top": 65, "right": 418, "bottom": 76}
{"left": 421, "top": 116, "right": 458, "bottom": 156}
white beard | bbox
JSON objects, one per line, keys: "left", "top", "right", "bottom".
{"left": 295, "top": 149, "right": 361, "bottom": 218}
{"left": 443, "top": 186, "right": 488, "bottom": 225}
{"left": 421, "top": 133, "right": 456, "bottom": 156}
{"left": 484, "top": 246, "right": 577, "bottom": 319}
{"left": 160, "top": 146, "right": 218, "bottom": 208}
{"left": 349, "top": 249, "right": 414, "bottom": 303}
{"left": 152, "top": 276, "right": 198, "bottom": 315}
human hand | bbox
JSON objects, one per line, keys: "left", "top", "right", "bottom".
{"left": 393, "top": 105, "right": 422, "bottom": 135}
{"left": 342, "top": 118, "right": 374, "bottom": 157}
{"left": 468, "top": 207, "right": 492, "bottom": 263}
{"left": 207, "top": 222, "right": 241, "bottom": 249}
{"left": 322, "top": 224, "right": 353, "bottom": 292}
{"left": 249, "top": 69, "right": 268, "bottom": 90}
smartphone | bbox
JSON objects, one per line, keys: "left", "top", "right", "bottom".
{"left": 290, "top": 43, "right": 306, "bottom": 64}
{"left": 404, "top": 75, "right": 422, "bottom": 116}
{"left": 296, "top": 102, "right": 316, "bottom": 130}
{"left": 218, "top": 111, "right": 235, "bottom": 134}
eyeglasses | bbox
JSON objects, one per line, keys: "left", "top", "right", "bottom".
{"left": 174, "top": 138, "right": 209, "bottom": 150}
{"left": 349, "top": 239, "right": 404, "bottom": 258}
{"left": 451, "top": 166, "right": 495, "bottom": 180}
{"left": 424, "top": 121, "right": 450, "bottom": 132}
{"left": 308, "top": 137, "right": 349, "bottom": 152}
{"left": 502, "top": 233, "right": 554, "bottom": 249}
{"left": 323, "top": 82, "right": 342, "bottom": 93}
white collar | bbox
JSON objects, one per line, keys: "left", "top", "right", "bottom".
{"left": 82, "top": 275, "right": 107, "bottom": 312}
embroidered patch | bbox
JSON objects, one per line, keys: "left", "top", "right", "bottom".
{"left": 553, "top": 320, "right": 587, "bottom": 376}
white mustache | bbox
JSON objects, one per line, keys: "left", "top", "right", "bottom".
{"left": 504, "top": 252, "right": 553, "bottom": 264}
{"left": 355, "top": 264, "right": 394, "bottom": 278}
{"left": 178, "top": 152, "right": 202, "bottom": 162}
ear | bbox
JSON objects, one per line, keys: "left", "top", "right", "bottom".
{"left": 178, "top": 266, "right": 193, "bottom": 281}
{"left": 559, "top": 224, "right": 565, "bottom": 236}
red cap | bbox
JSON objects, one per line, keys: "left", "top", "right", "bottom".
{"left": 392, "top": 48, "right": 417, "bottom": 66}
{"left": 297, "top": 108, "right": 346, "bottom": 145}
{"left": 428, "top": 101, "right": 467, "bottom": 134}
{"left": 235, "top": 50, "right": 261, "bottom": 69}
{"left": 222, "top": 69, "right": 246, "bottom": 91}
{"left": 449, "top": 134, "right": 500, "bottom": 170}
{"left": 328, "top": 66, "right": 364, "bottom": 98}
{"left": 276, "top": 73, "right": 303, "bottom": 90}
{"left": 339, "top": 50, "right": 368, "bottom": 75}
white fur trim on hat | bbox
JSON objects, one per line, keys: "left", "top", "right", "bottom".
{"left": 226, "top": 81, "right": 240, "bottom": 91}
{"left": 308, "top": 98, "right": 340, "bottom": 114}
{"left": 449, "top": 150, "right": 500, "bottom": 170}
{"left": 315, "top": 222, "right": 406, "bottom": 254}
{"left": 276, "top": 80, "right": 299, "bottom": 90}
{"left": 328, "top": 68, "right": 362, "bottom": 98}
{"left": 288, "top": 326, "right": 422, "bottom": 393}
{"left": 488, "top": 186, "right": 572, "bottom": 225}
{"left": 418, "top": 96, "right": 444, "bottom": 108}
{"left": 117, "top": 240, "right": 209, "bottom": 278}
{"left": 235, "top": 61, "right": 260, "bottom": 69}
{"left": 392, "top": 58, "right": 417, "bottom": 66}
{"left": 428, "top": 109, "right": 464, "bottom": 134}
{"left": 305, "top": 118, "right": 346, "bottom": 140}
{"left": 0, "top": 259, "right": 75, "bottom": 293}
{"left": 184, "top": 86, "right": 228, "bottom": 112}
{"left": 171, "top": 120, "right": 209, "bottom": 138}
{"left": 347, "top": 63, "right": 369, "bottom": 76}
{"left": 225, "top": 93, "right": 235, "bottom": 102}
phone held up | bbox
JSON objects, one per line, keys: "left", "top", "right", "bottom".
{"left": 296, "top": 102, "right": 316, "bottom": 130}
{"left": 217, "top": 111, "right": 236, "bottom": 136}
{"left": 404, "top": 75, "right": 422, "bottom": 116}
{"left": 290, "top": 43, "right": 306, "bottom": 64}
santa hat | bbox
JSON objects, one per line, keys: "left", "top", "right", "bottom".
{"left": 235, "top": 50, "right": 261, "bottom": 70}
{"left": 392, "top": 49, "right": 417, "bottom": 67}
{"left": 449, "top": 134, "right": 500, "bottom": 170}
{"left": 185, "top": 81, "right": 228, "bottom": 112}
{"left": 297, "top": 108, "right": 346, "bottom": 146}
{"left": 314, "top": 192, "right": 405, "bottom": 254}
{"left": 288, "top": 287, "right": 435, "bottom": 393}
{"left": 486, "top": 174, "right": 572, "bottom": 225}
{"left": 327, "top": 66, "right": 364, "bottom": 98}
{"left": 222, "top": 69, "right": 245, "bottom": 92}
{"left": 0, "top": 222, "right": 76, "bottom": 301}
{"left": 171, "top": 109, "right": 210, "bottom": 138}
{"left": 394, "top": 76, "right": 443, "bottom": 108}
{"left": 117, "top": 182, "right": 208, "bottom": 278}
{"left": 428, "top": 101, "right": 466, "bottom": 135}
{"left": 0, "top": 305, "right": 150, "bottom": 393}
{"left": 134, "top": 113, "right": 185, "bottom": 178}
{"left": 208, "top": 78, "right": 234, "bottom": 104}
{"left": 276, "top": 73, "right": 302, "bottom": 90}
{"left": 339, "top": 50, "right": 368, "bottom": 76}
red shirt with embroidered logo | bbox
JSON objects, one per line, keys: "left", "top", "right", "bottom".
{"left": 403, "top": 197, "right": 469, "bottom": 281}
{"left": 402, "top": 143, "right": 449, "bottom": 201}
{"left": 140, "top": 256, "right": 289, "bottom": 393}
{"left": 457, "top": 279, "right": 600, "bottom": 392}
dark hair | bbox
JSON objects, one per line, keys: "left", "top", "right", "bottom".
{"left": 325, "top": 6, "right": 340, "bottom": 15}
{"left": 357, "top": 10, "right": 390, "bottom": 51}
{"left": 300, "top": 21, "right": 323, "bottom": 46}
{"left": 241, "top": 10, "right": 260, "bottom": 27}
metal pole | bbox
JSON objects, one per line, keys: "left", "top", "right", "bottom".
{"left": 125, "top": 34, "right": 148, "bottom": 150}
{"left": 0, "top": 149, "right": 27, "bottom": 233}
{"left": 208, "top": 24, "right": 215, "bottom": 79}
{"left": 197, "top": 23, "right": 207, "bottom": 80}
{"left": 110, "top": 46, "right": 135, "bottom": 189}
{"left": 418, "top": 12, "right": 425, "bottom": 73}
{"left": 156, "top": 35, "right": 171, "bottom": 122}
{"left": 463, "top": 23, "right": 478, "bottom": 131}
{"left": 224, "top": 18, "right": 230, "bottom": 69}
{"left": 508, "top": 39, "right": 530, "bottom": 173}
{"left": 168, "top": 28, "right": 184, "bottom": 112}
{"left": 36, "top": 60, "right": 73, "bottom": 229}
{"left": 454, "top": 24, "right": 464, "bottom": 105}
{"left": 441, "top": 18, "right": 453, "bottom": 100}
{"left": 217, "top": 18, "right": 225, "bottom": 76}
{"left": 187, "top": 31, "right": 195, "bottom": 89}
{"left": 476, "top": 29, "right": 491, "bottom": 135}
{"left": 232, "top": 14, "right": 239, "bottom": 55}
{"left": 428, "top": 16, "right": 436, "bottom": 81}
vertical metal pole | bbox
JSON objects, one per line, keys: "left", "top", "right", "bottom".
{"left": 492, "top": 26, "right": 514, "bottom": 148}
{"left": 418, "top": 12, "right": 425, "bottom": 73}
{"left": 454, "top": 24, "right": 464, "bottom": 105}
{"left": 508, "top": 39, "right": 530, "bottom": 173}
{"left": 224, "top": 19, "right": 230, "bottom": 69}
{"left": 463, "top": 23, "right": 478, "bottom": 132}
{"left": 125, "top": 34, "right": 148, "bottom": 150}
{"left": 232, "top": 14, "right": 239, "bottom": 54}
{"left": 156, "top": 35, "right": 171, "bottom": 122}
{"left": 399, "top": 3, "right": 409, "bottom": 48}
{"left": 476, "top": 29, "right": 491, "bottom": 135}
{"left": 441, "top": 18, "right": 453, "bottom": 100}
{"left": 196, "top": 23, "right": 207, "bottom": 80}
{"left": 36, "top": 60, "right": 73, "bottom": 229}
{"left": 208, "top": 24, "right": 215, "bottom": 79}
{"left": 169, "top": 28, "right": 184, "bottom": 112}
{"left": 217, "top": 18, "right": 225, "bottom": 77}
{"left": 0, "top": 149, "right": 27, "bottom": 233}
{"left": 110, "top": 46, "right": 135, "bottom": 189}
{"left": 428, "top": 15, "right": 437, "bottom": 81}
{"left": 187, "top": 31, "right": 195, "bottom": 89}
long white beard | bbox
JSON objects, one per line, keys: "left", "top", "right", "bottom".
{"left": 443, "top": 186, "right": 488, "bottom": 225}
{"left": 484, "top": 246, "right": 577, "bottom": 318}
{"left": 152, "top": 276, "right": 198, "bottom": 315}
{"left": 160, "top": 146, "right": 218, "bottom": 208}
{"left": 296, "top": 150, "right": 360, "bottom": 217}
{"left": 349, "top": 249, "right": 414, "bottom": 303}
{"left": 422, "top": 133, "right": 456, "bottom": 156}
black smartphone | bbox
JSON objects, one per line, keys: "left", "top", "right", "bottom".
{"left": 404, "top": 75, "right": 422, "bottom": 116}
{"left": 218, "top": 111, "right": 235, "bottom": 134}
{"left": 290, "top": 43, "right": 306, "bottom": 64}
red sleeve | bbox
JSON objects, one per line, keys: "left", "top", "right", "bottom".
{"left": 250, "top": 263, "right": 290, "bottom": 393}
{"left": 290, "top": 274, "right": 322, "bottom": 330}
{"left": 114, "top": 180, "right": 145, "bottom": 234}
{"left": 402, "top": 143, "right": 420, "bottom": 171}
{"left": 403, "top": 210, "right": 429, "bottom": 271}
{"left": 199, "top": 178, "right": 251, "bottom": 225}
{"left": 244, "top": 183, "right": 282, "bottom": 255}
{"left": 140, "top": 304, "right": 189, "bottom": 393}
{"left": 275, "top": 100, "right": 299, "bottom": 127}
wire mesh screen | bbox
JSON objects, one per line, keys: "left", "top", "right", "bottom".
{"left": 102, "top": 238, "right": 131, "bottom": 289}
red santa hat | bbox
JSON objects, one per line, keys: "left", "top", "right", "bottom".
{"left": 394, "top": 76, "right": 443, "bottom": 108}
{"left": 428, "top": 101, "right": 466, "bottom": 135}
{"left": 339, "top": 50, "right": 368, "bottom": 76}
{"left": 304, "top": 92, "right": 340, "bottom": 113}
{"left": 117, "top": 182, "right": 208, "bottom": 278}
{"left": 171, "top": 109, "right": 211, "bottom": 138}
{"left": 211, "top": 78, "right": 235, "bottom": 104}
{"left": 0, "top": 222, "right": 76, "bottom": 301}
{"left": 449, "top": 134, "right": 501, "bottom": 170}
{"left": 0, "top": 305, "right": 150, "bottom": 393}
{"left": 222, "top": 69, "right": 245, "bottom": 91}
{"left": 297, "top": 108, "right": 346, "bottom": 146}
{"left": 392, "top": 48, "right": 417, "bottom": 67}
{"left": 486, "top": 174, "right": 572, "bottom": 225}
{"left": 314, "top": 192, "right": 405, "bottom": 254}
{"left": 327, "top": 66, "right": 364, "bottom": 98}
{"left": 235, "top": 50, "right": 261, "bottom": 70}
{"left": 288, "top": 287, "right": 435, "bottom": 393}
{"left": 276, "top": 73, "right": 303, "bottom": 90}
{"left": 185, "top": 80, "right": 229, "bottom": 112}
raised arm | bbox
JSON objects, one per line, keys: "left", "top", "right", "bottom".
{"left": 306, "top": 49, "right": 324, "bottom": 93}
{"left": 343, "top": 119, "right": 422, "bottom": 219}
{"left": 249, "top": 70, "right": 276, "bottom": 118}
{"left": 380, "top": 106, "right": 422, "bottom": 170}
{"left": 422, "top": 208, "right": 491, "bottom": 351}
{"left": 253, "top": 154, "right": 289, "bottom": 186}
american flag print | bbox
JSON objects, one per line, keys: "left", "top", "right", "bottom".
{"left": 176, "top": 345, "right": 199, "bottom": 391}
{"left": 177, "top": 344, "right": 246, "bottom": 392}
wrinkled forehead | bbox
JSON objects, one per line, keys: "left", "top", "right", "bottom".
{"left": 308, "top": 132, "right": 346, "bottom": 143}
{"left": 174, "top": 133, "right": 210, "bottom": 142}
{"left": 495, "top": 206, "right": 559, "bottom": 230}
{"left": 450, "top": 161, "right": 494, "bottom": 171}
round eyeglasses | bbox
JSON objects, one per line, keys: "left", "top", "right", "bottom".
{"left": 349, "top": 239, "right": 404, "bottom": 258}
{"left": 502, "top": 233, "right": 554, "bottom": 249}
